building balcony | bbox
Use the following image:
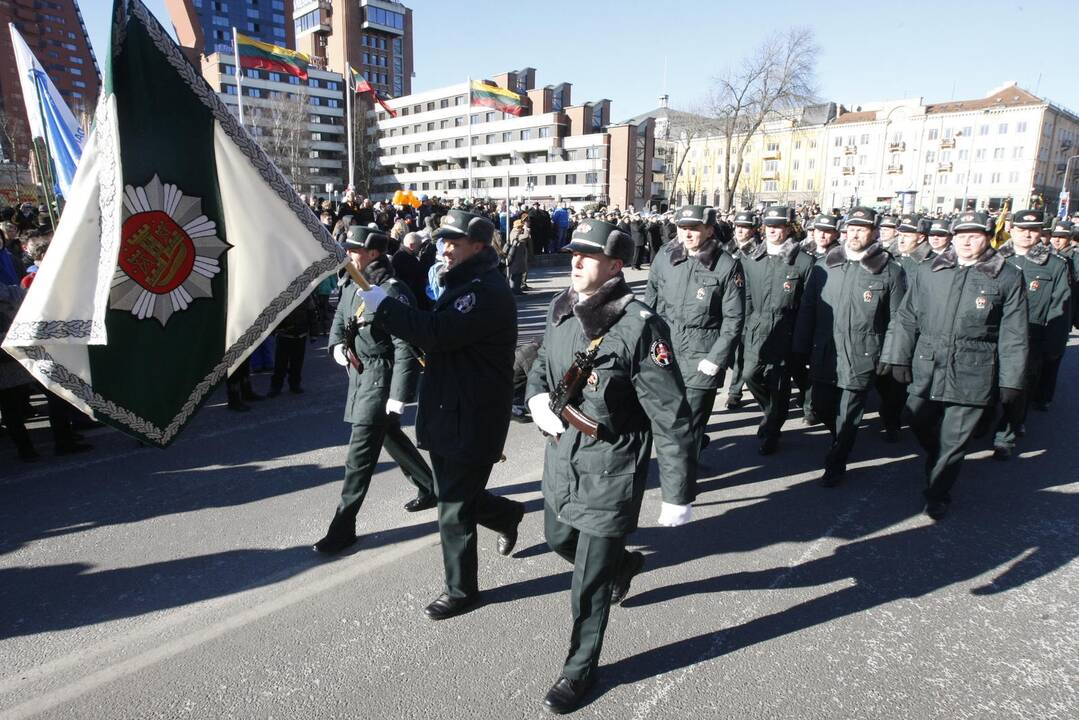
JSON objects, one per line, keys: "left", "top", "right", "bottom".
{"left": 652, "top": 157, "right": 666, "bottom": 173}
{"left": 887, "top": 141, "right": 906, "bottom": 152}
{"left": 843, "top": 145, "right": 857, "bottom": 155}
{"left": 886, "top": 164, "right": 903, "bottom": 174}
{"left": 937, "top": 162, "right": 953, "bottom": 172}
{"left": 939, "top": 138, "right": 956, "bottom": 149}
{"left": 841, "top": 166, "right": 855, "bottom": 176}
{"left": 762, "top": 149, "right": 781, "bottom": 160}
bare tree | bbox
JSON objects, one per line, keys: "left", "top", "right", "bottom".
{"left": 350, "top": 95, "right": 376, "bottom": 197}
{"left": 0, "top": 110, "right": 28, "bottom": 201}
{"left": 657, "top": 107, "right": 718, "bottom": 205}
{"left": 249, "top": 85, "right": 316, "bottom": 193}
{"left": 707, "top": 27, "right": 819, "bottom": 210}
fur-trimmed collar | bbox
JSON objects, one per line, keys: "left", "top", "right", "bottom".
{"left": 443, "top": 245, "right": 500, "bottom": 290}
{"left": 904, "top": 241, "right": 934, "bottom": 264}
{"left": 735, "top": 238, "right": 759, "bottom": 258}
{"left": 824, "top": 241, "right": 889, "bottom": 274}
{"left": 752, "top": 238, "right": 800, "bottom": 265}
{"left": 931, "top": 247, "right": 1006, "bottom": 278}
{"left": 551, "top": 275, "right": 635, "bottom": 340}
{"left": 668, "top": 239, "right": 720, "bottom": 270}
{"left": 998, "top": 240, "right": 1051, "bottom": 265}
{"left": 361, "top": 254, "right": 394, "bottom": 286}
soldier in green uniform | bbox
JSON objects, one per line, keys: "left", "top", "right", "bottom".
{"left": 314, "top": 225, "right": 436, "bottom": 554}
{"left": 794, "top": 207, "right": 906, "bottom": 486}
{"left": 526, "top": 220, "right": 695, "bottom": 714}
{"left": 358, "top": 209, "right": 525, "bottom": 620}
{"left": 801, "top": 213, "right": 841, "bottom": 260}
{"left": 894, "top": 213, "right": 936, "bottom": 277}
{"left": 992, "top": 209, "right": 1072, "bottom": 458}
{"left": 725, "top": 211, "right": 760, "bottom": 410}
{"left": 882, "top": 212, "right": 1028, "bottom": 519}
{"left": 645, "top": 205, "right": 745, "bottom": 461}
{"left": 741, "top": 206, "right": 815, "bottom": 455}
{"left": 927, "top": 219, "right": 953, "bottom": 254}
{"left": 879, "top": 214, "right": 900, "bottom": 255}
{"left": 1037, "top": 219, "right": 1079, "bottom": 408}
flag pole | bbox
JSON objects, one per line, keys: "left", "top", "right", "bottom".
{"left": 466, "top": 76, "right": 473, "bottom": 205}
{"left": 232, "top": 28, "right": 244, "bottom": 127}
{"left": 29, "top": 77, "right": 59, "bottom": 226}
{"left": 346, "top": 68, "right": 355, "bottom": 192}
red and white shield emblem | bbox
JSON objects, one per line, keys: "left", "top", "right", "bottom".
{"left": 783, "top": 280, "right": 794, "bottom": 293}
{"left": 1029, "top": 279, "right": 1040, "bottom": 292}
{"left": 650, "top": 340, "right": 672, "bottom": 367}
{"left": 976, "top": 295, "right": 988, "bottom": 310}
{"left": 863, "top": 290, "right": 873, "bottom": 303}
{"left": 586, "top": 371, "right": 599, "bottom": 389}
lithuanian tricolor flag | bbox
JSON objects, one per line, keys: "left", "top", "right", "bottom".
{"left": 351, "top": 67, "right": 397, "bottom": 117}
{"left": 470, "top": 80, "right": 526, "bottom": 117}
{"left": 236, "top": 32, "right": 310, "bottom": 81}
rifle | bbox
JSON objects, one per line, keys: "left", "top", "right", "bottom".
{"left": 343, "top": 315, "right": 364, "bottom": 373}
{"left": 342, "top": 259, "right": 427, "bottom": 369}
{"left": 548, "top": 337, "right": 604, "bottom": 439}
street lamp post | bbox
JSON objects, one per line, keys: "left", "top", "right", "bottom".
{"left": 1059, "top": 153, "right": 1079, "bottom": 216}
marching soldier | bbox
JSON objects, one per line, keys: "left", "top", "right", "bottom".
{"left": 1037, "top": 219, "right": 1079, "bottom": 408}
{"left": 725, "top": 211, "right": 760, "bottom": 410}
{"left": 881, "top": 211, "right": 1028, "bottom": 519}
{"left": 927, "top": 219, "right": 953, "bottom": 254}
{"left": 357, "top": 209, "right": 525, "bottom": 620}
{"left": 992, "top": 209, "right": 1071, "bottom": 458}
{"left": 794, "top": 207, "right": 906, "bottom": 486}
{"left": 315, "top": 225, "right": 436, "bottom": 554}
{"left": 645, "top": 205, "right": 745, "bottom": 461}
{"left": 894, "top": 213, "right": 936, "bottom": 277}
{"left": 801, "top": 213, "right": 841, "bottom": 260}
{"left": 526, "top": 220, "right": 695, "bottom": 714}
{"left": 879, "top": 214, "right": 900, "bottom": 255}
{"left": 741, "top": 206, "right": 815, "bottom": 455}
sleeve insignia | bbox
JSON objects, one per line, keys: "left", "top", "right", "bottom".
{"left": 650, "top": 339, "right": 673, "bottom": 368}
{"left": 453, "top": 291, "right": 476, "bottom": 313}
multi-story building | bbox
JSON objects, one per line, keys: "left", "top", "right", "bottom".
{"left": 820, "top": 83, "right": 1079, "bottom": 214}
{"left": 202, "top": 52, "right": 347, "bottom": 195}
{"left": 369, "top": 68, "right": 656, "bottom": 210}
{"left": 0, "top": 0, "right": 100, "bottom": 161}
{"left": 165, "top": 0, "right": 295, "bottom": 58}
{"left": 293, "top": 0, "right": 412, "bottom": 98}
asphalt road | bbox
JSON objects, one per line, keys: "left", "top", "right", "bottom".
{"left": 1, "top": 265, "right": 1076, "bottom": 719}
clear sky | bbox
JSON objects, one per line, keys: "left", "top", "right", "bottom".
{"left": 84, "top": 0, "right": 1078, "bottom": 120}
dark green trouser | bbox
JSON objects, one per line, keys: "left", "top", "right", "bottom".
{"left": 874, "top": 373, "right": 905, "bottom": 433}
{"left": 684, "top": 385, "right": 718, "bottom": 463}
{"left": 1034, "top": 353, "right": 1063, "bottom": 406}
{"left": 727, "top": 338, "right": 746, "bottom": 400}
{"left": 811, "top": 383, "right": 867, "bottom": 472}
{"left": 907, "top": 396, "right": 985, "bottom": 502}
{"left": 994, "top": 346, "right": 1043, "bottom": 451}
{"left": 329, "top": 417, "right": 435, "bottom": 535}
{"left": 544, "top": 505, "right": 628, "bottom": 681}
{"left": 430, "top": 454, "right": 522, "bottom": 599}
{"left": 744, "top": 361, "right": 792, "bottom": 440}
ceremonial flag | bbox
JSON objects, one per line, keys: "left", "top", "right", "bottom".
{"left": 351, "top": 68, "right": 397, "bottom": 117}
{"left": 1, "top": 0, "right": 344, "bottom": 448}
{"left": 9, "top": 23, "right": 86, "bottom": 199}
{"left": 235, "top": 32, "right": 310, "bottom": 80}
{"left": 992, "top": 200, "right": 1010, "bottom": 249}
{"left": 469, "top": 80, "right": 526, "bottom": 117}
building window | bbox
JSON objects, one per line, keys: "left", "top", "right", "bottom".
{"left": 992, "top": 147, "right": 1005, "bottom": 159}
{"left": 508, "top": 177, "right": 520, "bottom": 187}
{"left": 763, "top": 160, "right": 778, "bottom": 173}
{"left": 922, "top": 174, "right": 931, "bottom": 185}
{"left": 539, "top": 127, "right": 550, "bottom": 138}
{"left": 565, "top": 174, "right": 577, "bottom": 184}
{"left": 763, "top": 180, "right": 778, "bottom": 191}
{"left": 976, "top": 148, "right": 987, "bottom": 160}
{"left": 832, "top": 157, "right": 841, "bottom": 167}
{"left": 998, "top": 123, "right": 1008, "bottom": 134}
{"left": 766, "top": 142, "right": 779, "bottom": 152}
{"left": 927, "top": 129, "right": 939, "bottom": 140}
{"left": 502, "top": 131, "right": 513, "bottom": 142}
{"left": 1017, "top": 121, "right": 1028, "bottom": 133}
{"left": 585, "top": 172, "right": 598, "bottom": 184}
{"left": 806, "top": 179, "right": 814, "bottom": 190}
{"left": 794, "top": 141, "right": 801, "bottom": 149}
{"left": 545, "top": 175, "right": 556, "bottom": 185}
{"left": 521, "top": 129, "right": 531, "bottom": 140}
{"left": 925, "top": 150, "right": 936, "bottom": 163}
{"left": 834, "top": 136, "right": 842, "bottom": 147}
{"left": 1012, "top": 147, "right": 1024, "bottom": 159}
{"left": 790, "top": 180, "right": 798, "bottom": 191}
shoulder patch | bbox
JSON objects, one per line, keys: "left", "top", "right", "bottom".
{"left": 650, "top": 339, "right": 672, "bottom": 368}
{"left": 453, "top": 292, "right": 476, "bottom": 314}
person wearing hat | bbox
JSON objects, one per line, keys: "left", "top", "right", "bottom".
{"left": 628, "top": 208, "right": 650, "bottom": 270}
{"left": 894, "top": 213, "right": 936, "bottom": 277}
{"left": 741, "top": 206, "right": 815, "bottom": 454}
{"left": 802, "top": 213, "right": 841, "bottom": 260}
{"left": 878, "top": 214, "right": 900, "bottom": 255}
{"left": 725, "top": 211, "right": 761, "bottom": 410}
{"left": 793, "top": 207, "right": 907, "bottom": 486}
{"left": 881, "top": 211, "right": 1028, "bottom": 520}
{"left": 357, "top": 208, "right": 526, "bottom": 620}
{"left": 644, "top": 205, "right": 745, "bottom": 462}
{"left": 927, "top": 219, "right": 952, "bottom": 254}
{"left": 313, "top": 225, "right": 437, "bottom": 554}
{"left": 991, "top": 209, "right": 1071, "bottom": 458}
{"left": 525, "top": 219, "right": 695, "bottom": 714}
{"left": 1036, "top": 218, "right": 1079, "bottom": 408}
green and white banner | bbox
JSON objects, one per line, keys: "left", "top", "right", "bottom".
{"left": 2, "top": 0, "right": 345, "bottom": 447}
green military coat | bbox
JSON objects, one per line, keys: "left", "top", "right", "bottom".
{"left": 740, "top": 238, "right": 815, "bottom": 368}
{"left": 999, "top": 242, "right": 1071, "bottom": 359}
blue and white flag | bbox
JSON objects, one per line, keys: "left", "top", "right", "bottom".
{"left": 9, "top": 23, "right": 86, "bottom": 198}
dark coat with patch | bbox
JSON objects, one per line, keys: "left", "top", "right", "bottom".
{"left": 794, "top": 242, "right": 906, "bottom": 391}
{"left": 741, "top": 238, "right": 815, "bottom": 368}
{"left": 895, "top": 241, "right": 936, "bottom": 282}
{"left": 998, "top": 242, "right": 1071, "bottom": 359}
{"left": 882, "top": 247, "right": 1028, "bottom": 406}
{"left": 329, "top": 256, "right": 420, "bottom": 425}
{"left": 644, "top": 239, "right": 745, "bottom": 389}
{"left": 374, "top": 246, "right": 516, "bottom": 464}
{"left": 526, "top": 276, "right": 695, "bottom": 538}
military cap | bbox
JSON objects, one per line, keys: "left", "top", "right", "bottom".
{"left": 811, "top": 213, "right": 840, "bottom": 232}
{"left": 562, "top": 219, "right": 633, "bottom": 264}
{"left": 1051, "top": 219, "right": 1074, "bottom": 238}
{"left": 950, "top": 211, "right": 993, "bottom": 234}
{"left": 343, "top": 223, "right": 389, "bottom": 252}
{"left": 846, "top": 206, "right": 879, "bottom": 228}
{"left": 434, "top": 208, "right": 495, "bottom": 244}
{"left": 1010, "top": 208, "right": 1044, "bottom": 229}
{"left": 761, "top": 205, "right": 795, "bottom": 227}
{"left": 928, "top": 219, "right": 953, "bottom": 237}
{"left": 897, "top": 213, "right": 931, "bottom": 234}
{"left": 879, "top": 214, "right": 899, "bottom": 229}
{"left": 733, "top": 211, "right": 758, "bottom": 228}
{"left": 675, "top": 205, "right": 717, "bottom": 227}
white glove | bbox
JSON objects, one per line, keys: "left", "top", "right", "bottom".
{"left": 657, "top": 502, "right": 693, "bottom": 527}
{"left": 385, "top": 398, "right": 405, "bottom": 415}
{"left": 528, "top": 393, "right": 566, "bottom": 436}
{"left": 332, "top": 343, "right": 348, "bottom": 367}
{"left": 697, "top": 359, "right": 720, "bottom": 377}
{"left": 359, "top": 285, "right": 387, "bottom": 314}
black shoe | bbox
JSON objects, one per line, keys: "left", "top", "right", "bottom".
{"left": 55, "top": 442, "right": 93, "bottom": 456}
{"left": 992, "top": 446, "right": 1011, "bottom": 461}
{"left": 726, "top": 395, "right": 743, "bottom": 410}
{"left": 424, "top": 592, "right": 479, "bottom": 621}
{"left": 756, "top": 420, "right": 768, "bottom": 439}
{"left": 510, "top": 404, "right": 532, "bottom": 423}
{"left": 542, "top": 675, "right": 595, "bottom": 715}
{"left": 497, "top": 502, "right": 526, "bottom": 556}
{"left": 403, "top": 494, "right": 437, "bottom": 512}
{"left": 313, "top": 531, "right": 358, "bottom": 554}
{"left": 818, "top": 466, "right": 845, "bottom": 487}
{"left": 924, "top": 498, "right": 950, "bottom": 521}
{"left": 700, "top": 435, "right": 711, "bottom": 451}
{"left": 611, "top": 551, "right": 645, "bottom": 605}
{"left": 803, "top": 410, "right": 819, "bottom": 426}
{"left": 882, "top": 427, "right": 899, "bottom": 443}
{"left": 227, "top": 399, "right": 251, "bottom": 412}
{"left": 758, "top": 436, "right": 779, "bottom": 456}
{"left": 267, "top": 388, "right": 282, "bottom": 398}
{"left": 1015, "top": 424, "right": 1026, "bottom": 438}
